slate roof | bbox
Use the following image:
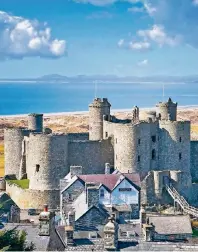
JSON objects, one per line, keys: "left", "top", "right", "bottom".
{"left": 77, "top": 173, "right": 140, "bottom": 191}
{"left": 148, "top": 215, "right": 192, "bottom": 235}
{"left": 2, "top": 223, "right": 50, "bottom": 251}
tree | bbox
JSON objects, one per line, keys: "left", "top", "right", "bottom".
{"left": 0, "top": 228, "right": 35, "bottom": 251}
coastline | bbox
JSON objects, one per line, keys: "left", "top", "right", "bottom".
{"left": 0, "top": 105, "right": 198, "bottom": 118}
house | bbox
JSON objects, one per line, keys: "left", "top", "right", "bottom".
{"left": 143, "top": 215, "right": 192, "bottom": 242}
{"left": 60, "top": 171, "right": 141, "bottom": 228}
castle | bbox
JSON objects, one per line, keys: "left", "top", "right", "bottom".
{"left": 3, "top": 97, "right": 198, "bottom": 208}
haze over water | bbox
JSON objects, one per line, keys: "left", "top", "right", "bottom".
{"left": 0, "top": 82, "right": 197, "bottom": 115}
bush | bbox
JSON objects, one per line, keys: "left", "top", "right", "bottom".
{"left": 0, "top": 229, "right": 35, "bottom": 251}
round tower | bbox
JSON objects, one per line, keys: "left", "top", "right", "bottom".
{"left": 28, "top": 113, "right": 43, "bottom": 132}
{"left": 159, "top": 121, "right": 191, "bottom": 173}
{"left": 89, "top": 98, "right": 111, "bottom": 141}
{"left": 156, "top": 98, "right": 177, "bottom": 121}
{"left": 4, "top": 128, "right": 29, "bottom": 179}
{"left": 27, "top": 133, "right": 68, "bottom": 190}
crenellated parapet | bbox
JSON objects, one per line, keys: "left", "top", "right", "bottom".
{"left": 156, "top": 98, "right": 177, "bottom": 121}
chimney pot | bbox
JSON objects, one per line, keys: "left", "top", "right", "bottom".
{"left": 44, "top": 204, "right": 48, "bottom": 212}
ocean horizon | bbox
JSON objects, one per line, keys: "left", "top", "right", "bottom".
{"left": 0, "top": 81, "right": 198, "bottom": 115}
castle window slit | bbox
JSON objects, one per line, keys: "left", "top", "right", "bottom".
{"left": 36, "top": 164, "right": 40, "bottom": 172}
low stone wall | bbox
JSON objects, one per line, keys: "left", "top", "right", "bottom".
{"left": 6, "top": 183, "right": 59, "bottom": 209}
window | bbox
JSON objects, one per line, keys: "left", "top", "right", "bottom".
{"left": 138, "top": 155, "right": 140, "bottom": 162}
{"left": 179, "top": 137, "right": 182, "bottom": 142}
{"left": 105, "top": 132, "right": 108, "bottom": 138}
{"left": 36, "top": 164, "right": 40, "bottom": 172}
{"left": 152, "top": 149, "right": 156, "bottom": 160}
{"left": 151, "top": 136, "right": 156, "bottom": 143}
{"left": 116, "top": 138, "right": 117, "bottom": 144}
{"left": 100, "top": 189, "right": 105, "bottom": 198}
{"left": 179, "top": 153, "right": 182, "bottom": 160}
{"left": 116, "top": 154, "right": 118, "bottom": 160}
{"left": 138, "top": 139, "right": 141, "bottom": 145}
{"left": 119, "top": 188, "right": 132, "bottom": 192}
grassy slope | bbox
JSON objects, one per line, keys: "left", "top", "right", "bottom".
{"left": 6, "top": 179, "right": 29, "bottom": 189}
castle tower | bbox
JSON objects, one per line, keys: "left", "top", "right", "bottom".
{"left": 27, "top": 133, "right": 68, "bottom": 190}
{"left": 156, "top": 98, "right": 177, "bottom": 121}
{"left": 4, "top": 128, "right": 29, "bottom": 179}
{"left": 89, "top": 98, "right": 111, "bottom": 140}
{"left": 28, "top": 113, "right": 43, "bottom": 132}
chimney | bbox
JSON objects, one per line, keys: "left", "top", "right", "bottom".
{"left": 105, "top": 163, "right": 111, "bottom": 174}
{"left": 67, "top": 211, "right": 75, "bottom": 228}
{"left": 104, "top": 214, "right": 119, "bottom": 251}
{"left": 70, "top": 166, "right": 83, "bottom": 178}
{"left": 39, "top": 204, "right": 55, "bottom": 236}
{"left": 65, "top": 226, "right": 74, "bottom": 246}
{"left": 44, "top": 204, "right": 48, "bottom": 212}
{"left": 86, "top": 183, "right": 99, "bottom": 208}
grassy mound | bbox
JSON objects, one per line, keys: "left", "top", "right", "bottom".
{"left": 6, "top": 179, "right": 29, "bottom": 189}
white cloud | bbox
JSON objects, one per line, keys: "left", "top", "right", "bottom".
{"left": 193, "top": 0, "right": 198, "bottom": 6}
{"left": 118, "top": 39, "right": 125, "bottom": 47}
{"left": 138, "top": 25, "right": 179, "bottom": 47}
{"left": 129, "top": 41, "right": 151, "bottom": 51}
{"left": 144, "top": 2, "right": 157, "bottom": 16}
{"left": 0, "top": 11, "right": 66, "bottom": 60}
{"left": 118, "top": 38, "right": 151, "bottom": 51}
{"left": 137, "top": 59, "right": 148, "bottom": 66}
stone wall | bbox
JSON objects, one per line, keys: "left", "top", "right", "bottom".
{"left": 28, "top": 114, "right": 43, "bottom": 132}
{"left": 4, "top": 128, "right": 30, "bottom": 179}
{"left": 190, "top": 141, "right": 198, "bottom": 182}
{"left": 6, "top": 183, "right": 59, "bottom": 209}
{"left": 159, "top": 121, "right": 191, "bottom": 173}
{"left": 68, "top": 139, "right": 114, "bottom": 174}
{"left": 89, "top": 98, "right": 111, "bottom": 141}
{"left": 104, "top": 120, "right": 159, "bottom": 173}
{"left": 27, "top": 133, "right": 68, "bottom": 190}
{"left": 67, "top": 133, "right": 89, "bottom": 141}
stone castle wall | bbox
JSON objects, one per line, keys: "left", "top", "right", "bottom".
{"left": 4, "top": 128, "right": 30, "bottom": 179}
{"left": 27, "top": 133, "right": 68, "bottom": 190}
{"left": 89, "top": 98, "right": 111, "bottom": 141}
{"left": 68, "top": 139, "right": 114, "bottom": 174}
{"left": 190, "top": 141, "right": 198, "bottom": 181}
{"left": 28, "top": 114, "right": 43, "bottom": 132}
{"left": 158, "top": 121, "right": 191, "bottom": 173}
{"left": 6, "top": 183, "right": 59, "bottom": 209}
{"left": 103, "top": 120, "right": 159, "bottom": 173}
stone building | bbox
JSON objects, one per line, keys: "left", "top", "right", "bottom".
{"left": 3, "top": 97, "right": 198, "bottom": 208}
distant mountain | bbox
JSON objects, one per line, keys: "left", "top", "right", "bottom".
{"left": 1, "top": 74, "right": 198, "bottom": 83}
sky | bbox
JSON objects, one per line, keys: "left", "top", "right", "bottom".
{"left": 1, "top": 0, "right": 198, "bottom": 78}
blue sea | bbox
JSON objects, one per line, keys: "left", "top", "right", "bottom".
{"left": 0, "top": 81, "right": 198, "bottom": 115}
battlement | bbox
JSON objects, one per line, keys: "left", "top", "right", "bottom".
{"left": 89, "top": 98, "right": 111, "bottom": 108}
{"left": 157, "top": 98, "right": 177, "bottom": 108}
